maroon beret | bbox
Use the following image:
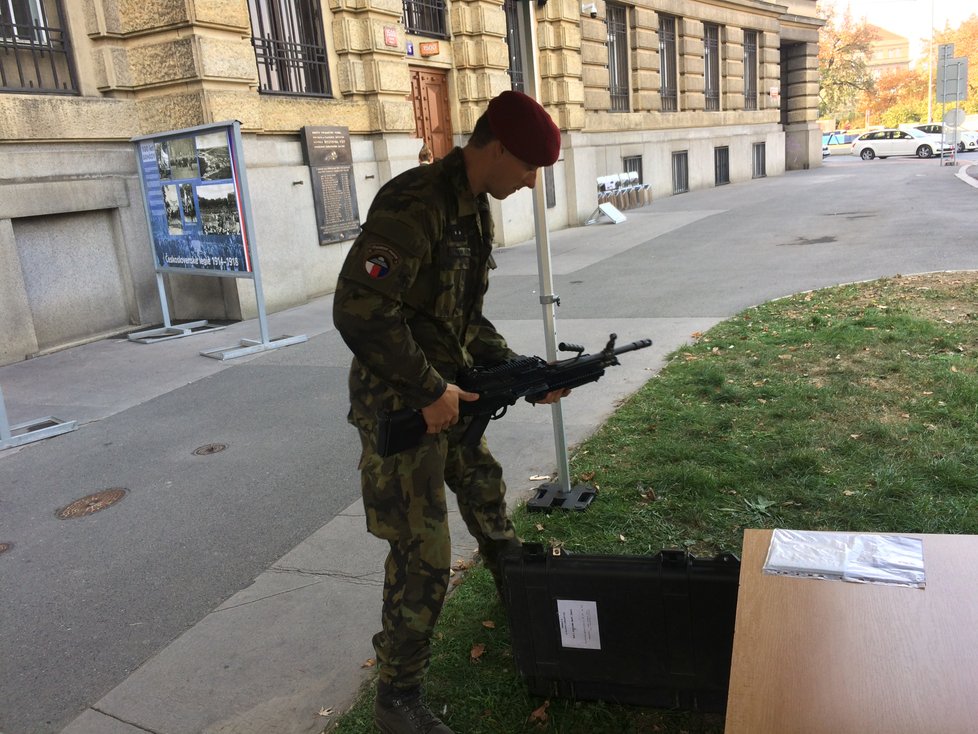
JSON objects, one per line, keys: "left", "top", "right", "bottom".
{"left": 487, "top": 91, "right": 561, "bottom": 167}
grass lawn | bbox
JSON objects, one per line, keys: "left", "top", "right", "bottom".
{"left": 328, "top": 271, "right": 978, "bottom": 733}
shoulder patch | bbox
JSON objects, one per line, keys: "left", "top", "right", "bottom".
{"left": 364, "top": 245, "right": 400, "bottom": 279}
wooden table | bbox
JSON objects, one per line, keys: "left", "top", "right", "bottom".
{"left": 725, "top": 529, "right": 978, "bottom": 734}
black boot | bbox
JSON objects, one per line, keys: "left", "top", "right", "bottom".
{"left": 375, "top": 682, "right": 454, "bottom": 734}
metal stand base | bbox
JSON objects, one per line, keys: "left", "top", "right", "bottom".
{"left": 527, "top": 482, "right": 597, "bottom": 512}
{"left": 128, "top": 320, "right": 226, "bottom": 344}
{"left": 1, "top": 416, "right": 78, "bottom": 450}
{"left": 585, "top": 202, "right": 626, "bottom": 225}
{"left": 200, "top": 334, "right": 309, "bottom": 361}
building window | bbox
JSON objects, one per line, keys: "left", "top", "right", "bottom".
{"left": 672, "top": 150, "right": 688, "bottom": 194}
{"left": 704, "top": 23, "right": 720, "bottom": 111}
{"left": 659, "top": 15, "right": 677, "bottom": 112}
{"left": 503, "top": 0, "right": 524, "bottom": 92}
{"left": 623, "top": 155, "right": 643, "bottom": 184}
{"left": 248, "top": 0, "right": 331, "bottom": 96}
{"left": 744, "top": 29, "right": 758, "bottom": 111}
{"left": 714, "top": 146, "right": 729, "bottom": 185}
{"left": 607, "top": 2, "right": 629, "bottom": 112}
{"left": 403, "top": 0, "right": 448, "bottom": 39}
{"left": 752, "top": 142, "right": 766, "bottom": 178}
{"left": 0, "top": 0, "right": 77, "bottom": 94}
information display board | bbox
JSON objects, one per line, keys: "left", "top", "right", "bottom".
{"left": 135, "top": 122, "right": 253, "bottom": 276}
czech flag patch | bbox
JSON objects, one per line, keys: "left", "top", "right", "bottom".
{"left": 364, "top": 245, "right": 399, "bottom": 279}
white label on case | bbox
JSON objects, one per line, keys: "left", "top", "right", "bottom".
{"left": 556, "top": 599, "right": 601, "bottom": 650}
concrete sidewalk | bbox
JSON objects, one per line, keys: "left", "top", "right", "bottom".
{"left": 3, "top": 154, "right": 977, "bottom": 734}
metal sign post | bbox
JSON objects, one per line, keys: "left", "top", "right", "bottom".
{"left": 517, "top": 0, "right": 596, "bottom": 511}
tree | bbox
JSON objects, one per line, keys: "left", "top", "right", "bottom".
{"left": 818, "top": 2, "right": 878, "bottom": 122}
{"left": 861, "top": 68, "right": 928, "bottom": 124}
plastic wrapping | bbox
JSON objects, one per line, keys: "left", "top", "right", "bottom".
{"left": 762, "top": 529, "right": 925, "bottom": 589}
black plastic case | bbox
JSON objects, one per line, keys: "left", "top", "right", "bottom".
{"left": 502, "top": 543, "right": 740, "bottom": 712}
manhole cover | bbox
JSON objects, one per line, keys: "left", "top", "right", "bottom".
{"left": 57, "top": 489, "right": 127, "bottom": 519}
{"left": 0, "top": 542, "right": 11, "bottom": 555}
{"left": 193, "top": 443, "right": 227, "bottom": 456}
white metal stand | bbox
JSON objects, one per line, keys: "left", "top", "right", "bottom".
{"left": 0, "top": 386, "right": 77, "bottom": 450}
{"left": 585, "top": 202, "right": 627, "bottom": 225}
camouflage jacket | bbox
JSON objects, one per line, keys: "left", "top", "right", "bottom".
{"left": 332, "top": 147, "right": 515, "bottom": 425}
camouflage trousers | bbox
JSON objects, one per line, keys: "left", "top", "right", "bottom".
{"left": 356, "top": 418, "right": 519, "bottom": 689}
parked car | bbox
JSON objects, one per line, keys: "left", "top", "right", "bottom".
{"left": 851, "top": 128, "right": 954, "bottom": 160}
{"left": 905, "top": 124, "right": 978, "bottom": 152}
{"left": 822, "top": 131, "right": 858, "bottom": 155}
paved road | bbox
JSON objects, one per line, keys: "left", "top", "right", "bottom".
{"left": 1, "top": 152, "right": 976, "bottom": 733}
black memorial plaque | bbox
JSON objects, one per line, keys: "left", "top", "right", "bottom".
{"left": 302, "top": 126, "right": 361, "bottom": 245}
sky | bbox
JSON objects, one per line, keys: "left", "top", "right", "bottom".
{"left": 821, "top": 0, "right": 975, "bottom": 60}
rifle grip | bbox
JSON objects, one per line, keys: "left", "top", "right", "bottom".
{"left": 462, "top": 413, "right": 492, "bottom": 447}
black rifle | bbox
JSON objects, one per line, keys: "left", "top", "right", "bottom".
{"left": 376, "top": 333, "right": 652, "bottom": 457}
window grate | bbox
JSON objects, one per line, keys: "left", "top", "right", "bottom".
{"left": 704, "top": 23, "right": 720, "bottom": 111}
{"left": 672, "top": 150, "right": 689, "bottom": 194}
{"left": 659, "top": 15, "right": 677, "bottom": 112}
{"left": 623, "top": 155, "right": 643, "bottom": 183}
{"left": 249, "top": 0, "right": 331, "bottom": 97}
{"left": 403, "top": 0, "right": 448, "bottom": 39}
{"left": 752, "top": 142, "right": 766, "bottom": 178}
{"left": 744, "top": 29, "right": 758, "bottom": 111}
{"left": 0, "top": 0, "right": 77, "bottom": 94}
{"left": 714, "top": 146, "right": 729, "bottom": 186}
{"left": 503, "top": 0, "right": 524, "bottom": 92}
{"left": 607, "top": 3, "right": 629, "bottom": 112}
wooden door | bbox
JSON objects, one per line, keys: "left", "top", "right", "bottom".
{"left": 410, "top": 67, "right": 453, "bottom": 161}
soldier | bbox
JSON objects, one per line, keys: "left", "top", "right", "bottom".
{"left": 332, "top": 91, "right": 565, "bottom": 734}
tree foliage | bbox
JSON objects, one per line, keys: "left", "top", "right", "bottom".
{"left": 861, "top": 68, "right": 928, "bottom": 123}
{"left": 818, "top": 2, "right": 878, "bottom": 119}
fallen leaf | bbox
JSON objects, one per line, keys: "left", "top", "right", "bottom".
{"left": 529, "top": 474, "right": 550, "bottom": 481}
{"left": 849, "top": 434, "right": 861, "bottom": 440}
{"left": 527, "top": 700, "right": 550, "bottom": 725}
{"left": 470, "top": 642, "right": 486, "bottom": 662}
{"left": 482, "top": 619, "right": 496, "bottom": 629}
{"left": 618, "top": 534, "right": 626, "bottom": 543}
{"left": 580, "top": 471, "right": 596, "bottom": 481}
{"left": 453, "top": 559, "right": 471, "bottom": 571}
{"left": 361, "top": 658, "right": 375, "bottom": 668}
{"left": 843, "top": 490, "right": 856, "bottom": 496}
{"left": 535, "top": 523, "right": 545, "bottom": 531}
{"left": 318, "top": 707, "right": 334, "bottom": 717}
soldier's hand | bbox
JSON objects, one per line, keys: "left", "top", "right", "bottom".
{"left": 422, "top": 384, "right": 479, "bottom": 433}
{"left": 534, "top": 388, "right": 571, "bottom": 405}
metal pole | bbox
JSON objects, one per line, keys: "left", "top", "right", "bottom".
{"left": 0, "top": 387, "right": 11, "bottom": 442}
{"left": 927, "top": 0, "right": 934, "bottom": 123}
{"left": 156, "top": 272, "right": 172, "bottom": 329}
{"left": 230, "top": 121, "right": 271, "bottom": 346}
{"left": 518, "top": 0, "right": 572, "bottom": 494}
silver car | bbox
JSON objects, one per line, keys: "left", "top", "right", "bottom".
{"left": 912, "top": 124, "right": 978, "bottom": 152}
{"left": 851, "top": 128, "right": 954, "bottom": 160}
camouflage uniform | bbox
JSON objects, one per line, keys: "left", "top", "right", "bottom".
{"left": 332, "top": 148, "right": 520, "bottom": 690}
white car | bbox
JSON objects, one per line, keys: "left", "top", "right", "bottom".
{"left": 851, "top": 128, "right": 954, "bottom": 160}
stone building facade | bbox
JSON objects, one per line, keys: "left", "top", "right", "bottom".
{"left": 0, "top": 0, "right": 822, "bottom": 366}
